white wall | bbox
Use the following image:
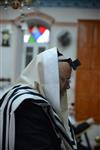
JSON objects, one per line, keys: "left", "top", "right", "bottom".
{"left": 0, "top": 24, "right": 22, "bottom": 81}
{"left": 0, "top": 24, "right": 14, "bottom": 78}
{"left": 0, "top": 7, "right": 100, "bottom": 20}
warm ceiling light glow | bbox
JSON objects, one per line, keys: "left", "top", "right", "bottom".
{"left": 0, "top": 0, "right": 33, "bottom": 9}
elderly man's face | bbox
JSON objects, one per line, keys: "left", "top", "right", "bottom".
{"left": 59, "top": 62, "right": 72, "bottom": 97}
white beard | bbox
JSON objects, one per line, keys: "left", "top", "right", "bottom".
{"left": 60, "top": 92, "right": 72, "bottom": 140}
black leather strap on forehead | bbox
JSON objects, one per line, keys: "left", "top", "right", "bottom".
{"left": 59, "top": 58, "right": 81, "bottom": 70}
{"left": 57, "top": 51, "right": 81, "bottom": 70}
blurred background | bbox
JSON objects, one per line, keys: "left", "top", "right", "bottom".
{"left": 0, "top": 0, "right": 100, "bottom": 149}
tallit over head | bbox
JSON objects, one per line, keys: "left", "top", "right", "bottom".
{"left": 17, "top": 46, "right": 81, "bottom": 132}
{"left": 18, "top": 47, "right": 62, "bottom": 114}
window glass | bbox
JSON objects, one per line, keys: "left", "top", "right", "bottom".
{"left": 24, "top": 25, "right": 50, "bottom": 44}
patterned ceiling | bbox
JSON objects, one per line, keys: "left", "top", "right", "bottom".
{"left": 32, "top": 0, "right": 100, "bottom": 9}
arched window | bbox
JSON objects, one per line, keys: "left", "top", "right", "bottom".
{"left": 22, "top": 21, "right": 50, "bottom": 67}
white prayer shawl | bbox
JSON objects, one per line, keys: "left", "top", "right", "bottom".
{"left": 18, "top": 47, "right": 60, "bottom": 113}
{"left": 18, "top": 47, "right": 68, "bottom": 128}
{"left": 0, "top": 47, "right": 77, "bottom": 150}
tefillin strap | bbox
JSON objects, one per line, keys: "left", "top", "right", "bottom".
{"left": 57, "top": 50, "right": 81, "bottom": 70}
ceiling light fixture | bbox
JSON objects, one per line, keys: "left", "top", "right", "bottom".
{"left": 0, "top": 0, "right": 33, "bottom": 9}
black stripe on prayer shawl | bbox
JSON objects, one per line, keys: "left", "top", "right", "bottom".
{"left": 2, "top": 85, "right": 45, "bottom": 150}
{"left": 31, "top": 98, "right": 77, "bottom": 150}
{"left": 8, "top": 94, "right": 48, "bottom": 149}
{"left": 68, "top": 121, "right": 78, "bottom": 149}
{"left": 6, "top": 95, "right": 48, "bottom": 149}
{"left": 0, "top": 85, "right": 21, "bottom": 106}
{"left": 9, "top": 91, "right": 48, "bottom": 113}
{"left": 0, "top": 84, "right": 33, "bottom": 106}
{"left": 68, "top": 120, "right": 77, "bottom": 149}
{"left": 0, "top": 92, "right": 8, "bottom": 106}
{"left": 1, "top": 86, "right": 28, "bottom": 149}
{"left": 54, "top": 118, "right": 77, "bottom": 150}
{"left": 2, "top": 86, "right": 23, "bottom": 150}
{"left": 41, "top": 104, "right": 77, "bottom": 149}
{"left": 46, "top": 107, "right": 75, "bottom": 149}
{"left": 1, "top": 85, "right": 77, "bottom": 150}
{"left": 68, "top": 119, "right": 75, "bottom": 140}
{"left": 20, "top": 91, "right": 76, "bottom": 149}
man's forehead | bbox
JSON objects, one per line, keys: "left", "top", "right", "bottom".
{"left": 59, "top": 61, "right": 71, "bottom": 69}
{"left": 59, "top": 61, "right": 72, "bottom": 75}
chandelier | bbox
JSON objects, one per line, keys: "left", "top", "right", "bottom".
{"left": 0, "top": 0, "right": 33, "bottom": 9}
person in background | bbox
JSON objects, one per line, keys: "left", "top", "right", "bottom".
{"left": 0, "top": 47, "right": 80, "bottom": 150}
{"left": 68, "top": 102, "right": 94, "bottom": 150}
